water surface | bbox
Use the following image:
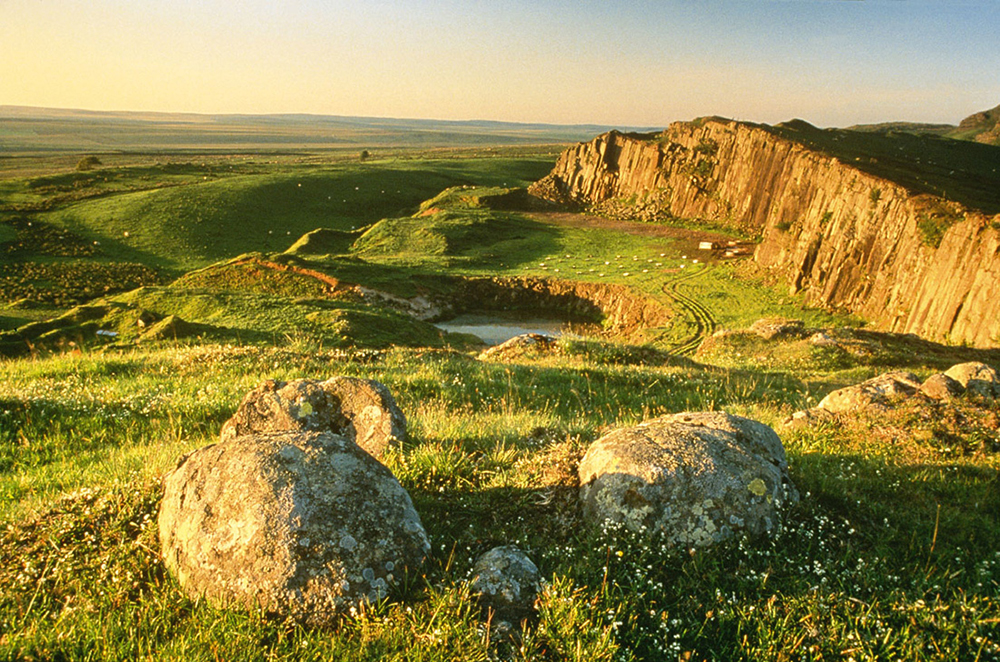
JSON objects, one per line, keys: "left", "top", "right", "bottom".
{"left": 434, "top": 313, "right": 569, "bottom": 346}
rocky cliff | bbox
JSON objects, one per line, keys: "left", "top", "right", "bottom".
{"left": 530, "top": 119, "right": 1000, "bottom": 347}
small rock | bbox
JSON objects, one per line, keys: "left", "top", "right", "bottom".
{"left": 920, "top": 373, "right": 965, "bottom": 401}
{"left": 470, "top": 546, "right": 541, "bottom": 617}
{"left": 478, "top": 333, "right": 557, "bottom": 361}
{"left": 749, "top": 318, "right": 806, "bottom": 340}
{"left": 579, "top": 411, "right": 798, "bottom": 548}
{"left": 158, "top": 430, "right": 430, "bottom": 627}
{"left": 220, "top": 377, "right": 407, "bottom": 458}
{"left": 782, "top": 408, "right": 834, "bottom": 429}
{"left": 808, "top": 331, "right": 838, "bottom": 347}
{"left": 944, "top": 362, "right": 1000, "bottom": 399}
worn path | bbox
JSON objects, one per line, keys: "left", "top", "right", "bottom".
{"left": 662, "top": 265, "right": 718, "bottom": 355}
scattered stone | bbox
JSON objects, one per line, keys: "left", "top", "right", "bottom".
{"left": 944, "top": 362, "right": 1000, "bottom": 398}
{"left": 220, "top": 377, "right": 407, "bottom": 458}
{"left": 578, "top": 411, "right": 798, "bottom": 548}
{"left": 816, "top": 371, "right": 922, "bottom": 413}
{"left": 158, "top": 430, "right": 430, "bottom": 627}
{"left": 920, "top": 373, "right": 965, "bottom": 401}
{"left": 478, "top": 333, "right": 557, "bottom": 361}
{"left": 783, "top": 407, "right": 834, "bottom": 430}
{"left": 808, "top": 331, "right": 838, "bottom": 347}
{"left": 749, "top": 318, "right": 806, "bottom": 340}
{"left": 470, "top": 546, "right": 541, "bottom": 618}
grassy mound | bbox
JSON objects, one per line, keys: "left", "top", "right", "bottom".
{"left": 7, "top": 156, "right": 555, "bottom": 275}
{"left": 283, "top": 228, "right": 361, "bottom": 257}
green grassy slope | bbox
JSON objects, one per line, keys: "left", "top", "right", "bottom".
{"left": 1, "top": 334, "right": 997, "bottom": 660}
{"left": 2, "top": 148, "right": 999, "bottom": 660}
{"left": 27, "top": 158, "right": 555, "bottom": 274}
{"left": 767, "top": 119, "right": 1000, "bottom": 214}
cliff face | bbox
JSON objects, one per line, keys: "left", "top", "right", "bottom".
{"left": 529, "top": 120, "right": 1000, "bottom": 347}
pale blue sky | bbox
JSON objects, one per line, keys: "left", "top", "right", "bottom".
{"left": 2, "top": 0, "right": 998, "bottom": 127}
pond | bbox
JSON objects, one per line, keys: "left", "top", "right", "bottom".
{"left": 434, "top": 312, "right": 574, "bottom": 346}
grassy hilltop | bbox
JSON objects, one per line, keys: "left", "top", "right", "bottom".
{"left": 1, "top": 143, "right": 999, "bottom": 660}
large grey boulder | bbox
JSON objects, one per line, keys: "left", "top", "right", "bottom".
{"left": 470, "top": 546, "right": 541, "bottom": 617}
{"left": 220, "top": 377, "right": 406, "bottom": 458}
{"left": 815, "top": 371, "right": 921, "bottom": 413}
{"left": 579, "top": 412, "right": 798, "bottom": 548}
{"left": 158, "top": 430, "right": 430, "bottom": 626}
{"left": 944, "top": 362, "right": 1000, "bottom": 398}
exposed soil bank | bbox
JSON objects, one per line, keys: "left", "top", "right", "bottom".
{"left": 445, "top": 276, "right": 671, "bottom": 337}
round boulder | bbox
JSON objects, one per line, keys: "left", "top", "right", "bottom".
{"left": 158, "top": 430, "right": 430, "bottom": 626}
{"left": 579, "top": 412, "right": 798, "bottom": 548}
{"left": 944, "top": 362, "right": 1000, "bottom": 399}
{"left": 470, "top": 546, "right": 541, "bottom": 617}
{"left": 220, "top": 377, "right": 407, "bottom": 458}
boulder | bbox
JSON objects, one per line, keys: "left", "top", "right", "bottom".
{"left": 749, "top": 318, "right": 806, "bottom": 340}
{"left": 579, "top": 412, "right": 798, "bottom": 548}
{"left": 816, "top": 371, "right": 922, "bottom": 413}
{"left": 220, "top": 377, "right": 406, "bottom": 458}
{"left": 158, "top": 430, "right": 430, "bottom": 627}
{"left": 470, "top": 546, "right": 541, "bottom": 617}
{"left": 478, "top": 333, "right": 557, "bottom": 361}
{"left": 808, "top": 331, "right": 838, "bottom": 347}
{"left": 920, "top": 373, "right": 965, "bottom": 401}
{"left": 944, "top": 362, "right": 1000, "bottom": 398}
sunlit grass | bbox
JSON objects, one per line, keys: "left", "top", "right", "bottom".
{"left": 2, "top": 338, "right": 998, "bottom": 659}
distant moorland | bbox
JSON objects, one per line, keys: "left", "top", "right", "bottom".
{"left": 0, "top": 105, "right": 649, "bottom": 154}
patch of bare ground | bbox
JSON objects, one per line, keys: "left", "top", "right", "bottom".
{"left": 527, "top": 211, "right": 752, "bottom": 261}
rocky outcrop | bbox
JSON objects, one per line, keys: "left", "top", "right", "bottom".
{"left": 578, "top": 412, "right": 798, "bottom": 547}
{"left": 158, "top": 430, "right": 430, "bottom": 626}
{"left": 531, "top": 121, "right": 1000, "bottom": 347}
{"left": 786, "top": 361, "right": 998, "bottom": 427}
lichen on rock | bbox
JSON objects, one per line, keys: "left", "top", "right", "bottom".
{"left": 470, "top": 546, "right": 541, "bottom": 617}
{"left": 158, "top": 430, "right": 430, "bottom": 627}
{"left": 220, "top": 376, "right": 407, "bottom": 458}
{"left": 578, "top": 411, "right": 798, "bottom": 548}
{"left": 944, "top": 362, "right": 1000, "bottom": 399}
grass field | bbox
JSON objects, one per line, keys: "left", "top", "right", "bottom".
{"left": 1, "top": 146, "right": 998, "bottom": 660}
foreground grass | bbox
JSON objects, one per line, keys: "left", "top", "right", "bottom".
{"left": 1, "top": 340, "right": 998, "bottom": 660}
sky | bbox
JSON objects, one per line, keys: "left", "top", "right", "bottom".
{"left": 2, "top": 0, "right": 999, "bottom": 128}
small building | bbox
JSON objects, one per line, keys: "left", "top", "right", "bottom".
{"left": 698, "top": 241, "right": 715, "bottom": 251}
